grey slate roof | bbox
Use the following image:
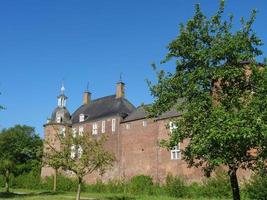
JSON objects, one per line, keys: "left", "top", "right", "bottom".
{"left": 122, "top": 105, "right": 181, "bottom": 123}
{"left": 71, "top": 95, "right": 136, "bottom": 124}
{"left": 122, "top": 106, "right": 147, "bottom": 122}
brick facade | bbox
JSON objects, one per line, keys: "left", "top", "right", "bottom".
{"left": 41, "top": 84, "right": 250, "bottom": 184}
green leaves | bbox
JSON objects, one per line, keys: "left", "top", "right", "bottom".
{"left": 148, "top": 0, "right": 266, "bottom": 176}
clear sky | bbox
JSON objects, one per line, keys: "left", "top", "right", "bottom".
{"left": 0, "top": 0, "right": 266, "bottom": 137}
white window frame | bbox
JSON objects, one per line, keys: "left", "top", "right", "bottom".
{"left": 79, "top": 114, "right": 85, "bottom": 122}
{"left": 126, "top": 123, "right": 130, "bottom": 130}
{"left": 77, "top": 145, "right": 83, "bottom": 159}
{"left": 101, "top": 121, "right": 105, "bottom": 133}
{"left": 60, "top": 127, "right": 66, "bottom": 137}
{"left": 170, "top": 144, "right": 180, "bottom": 160}
{"left": 72, "top": 128, "right": 77, "bottom": 138}
{"left": 92, "top": 123, "right": 98, "bottom": 135}
{"left": 142, "top": 120, "right": 147, "bottom": 127}
{"left": 112, "top": 118, "right": 116, "bottom": 132}
{"left": 56, "top": 116, "right": 61, "bottom": 123}
{"left": 169, "top": 121, "right": 177, "bottom": 133}
{"left": 70, "top": 145, "right": 76, "bottom": 159}
{"left": 78, "top": 126, "right": 84, "bottom": 136}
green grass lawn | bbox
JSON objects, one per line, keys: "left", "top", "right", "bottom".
{"left": 0, "top": 189, "right": 232, "bottom": 200}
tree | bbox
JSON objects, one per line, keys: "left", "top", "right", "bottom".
{"left": 147, "top": 1, "right": 266, "bottom": 200}
{"left": 44, "top": 126, "right": 115, "bottom": 200}
{"left": 0, "top": 125, "right": 43, "bottom": 192}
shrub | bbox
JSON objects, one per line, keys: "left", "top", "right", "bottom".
{"left": 41, "top": 174, "right": 80, "bottom": 192}
{"left": 244, "top": 173, "right": 267, "bottom": 200}
{"left": 12, "top": 172, "right": 41, "bottom": 190}
{"left": 164, "top": 174, "right": 187, "bottom": 198}
{"left": 128, "top": 175, "right": 153, "bottom": 195}
{"left": 197, "top": 170, "right": 231, "bottom": 198}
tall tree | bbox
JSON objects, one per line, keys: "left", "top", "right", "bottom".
{"left": 147, "top": 1, "right": 266, "bottom": 200}
{"left": 44, "top": 126, "right": 115, "bottom": 200}
{"left": 0, "top": 125, "right": 43, "bottom": 192}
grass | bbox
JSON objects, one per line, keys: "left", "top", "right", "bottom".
{"left": 0, "top": 189, "right": 232, "bottom": 200}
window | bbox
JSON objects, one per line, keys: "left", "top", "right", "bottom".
{"left": 169, "top": 121, "right": 177, "bottom": 133}
{"left": 101, "top": 121, "right": 105, "bottom": 133}
{"left": 60, "top": 127, "right": 66, "bottom": 137}
{"left": 170, "top": 144, "right": 180, "bottom": 160}
{"left": 78, "top": 126, "right": 84, "bottom": 136}
{"left": 92, "top": 123, "right": 98, "bottom": 135}
{"left": 79, "top": 114, "right": 85, "bottom": 122}
{"left": 142, "top": 120, "right": 147, "bottom": 127}
{"left": 72, "top": 128, "right": 77, "bottom": 138}
{"left": 77, "top": 145, "right": 83, "bottom": 159}
{"left": 70, "top": 145, "right": 76, "bottom": 159}
{"left": 112, "top": 119, "right": 116, "bottom": 132}
{"left": 56, "top": 116, "right": 61, "bottom": 123}
{"left": 126, "top": 123, "right": 130, "bottom": 130}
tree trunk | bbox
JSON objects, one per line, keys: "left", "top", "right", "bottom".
{"left": 53, "top": 168, "right": 58, "bottom": 192}
{"left": 4, "top": 169, "right": 10, "bottom": 193}
{"left": 76, "top": 176, "right": 82, "bottom": 200}
{"left": 228, "top": 167, "right": 240, "bottom": 200}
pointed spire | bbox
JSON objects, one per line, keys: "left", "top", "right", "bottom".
{"left": 119, "top": 72, "right": 123, "bottom": 82}
{"left": 61, "top": 81, "right": 65, "bottom": 95}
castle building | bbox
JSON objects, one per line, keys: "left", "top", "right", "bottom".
{"left": 41, "top": 82, "right": 203, "bottom": 183}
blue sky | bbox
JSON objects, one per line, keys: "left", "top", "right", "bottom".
{"left": 0, "top": 0, "right": 266, "bottom": 137}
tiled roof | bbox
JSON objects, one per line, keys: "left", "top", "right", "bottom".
{"left": 71, "top": 95, "right": 136, "bottom": 124}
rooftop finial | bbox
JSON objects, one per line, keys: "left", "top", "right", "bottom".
{"left": 119, "top": 72, "right": 123, "bottom": 82}
{"left": 61, "top": 80, "right": 65, "bottom": 94}
{"left": 86, "top": 81, "right": 89, "bottom": 92}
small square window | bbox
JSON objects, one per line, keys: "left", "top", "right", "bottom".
{"left": 142, "top": 120, "right": 147, "bottom": 127}
{"left": 126, "top": 123, "right": 130, "bottom": 130}
{"left": 79, "top": 114, "right": 85, "bottom": 122}
{"left": 56, "top": 116, "right": 61, "bottom": 123}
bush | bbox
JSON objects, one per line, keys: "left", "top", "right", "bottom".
{"left": 164, "top": 174, "right": 187, "bottom": 198}
{"left": 128, "top": 175, "right": 153, "bottom": 195}
{"left": 245, "top": 173, "right": 267, "bottom": 200}
{"left": 12, "top": 172, "right": 41, "bottom": 190}
{"left": 196, "top": 170, "right": 231, "bottom": 198}
{"left": 41, "top": 174, "right": 80, "bottom": 192}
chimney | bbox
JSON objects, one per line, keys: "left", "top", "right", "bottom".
{"left": 83, "top": 91, "right": 91, "bottom": 105}
{"left": 116, "top": 82, "right": 125, "bottom": 98}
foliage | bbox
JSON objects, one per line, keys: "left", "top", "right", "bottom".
{"left": 244, "top": 172, "right": 267, "bottom": 199}
{"left": 164, "top": 174, "right": 187, "bottom": 198}
{"left": 44, "top": 126, "right": 115, "bottom": 200}
{"left": 128, "top": 175, "right": 153, "bottom": 195}
{"left": 197, "top": 170, "right": 231, "bottom": 198}
{"left": 0, "top": 125, "right": 43, "bottom": 192}
{"left": 147, "top": 1, "right": 266, "bottom": 200}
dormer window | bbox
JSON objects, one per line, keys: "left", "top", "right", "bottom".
{"left": 56, "top": 116, "right": 62, "bottom": 123}
{"left": 79, "top": 114, "right": 85, "bottom": 122}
